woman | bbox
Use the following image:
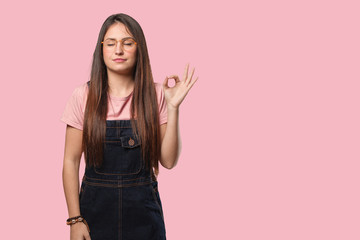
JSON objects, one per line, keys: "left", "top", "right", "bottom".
{"left": 61, "top": 13, "right": 198, "bottom": 240}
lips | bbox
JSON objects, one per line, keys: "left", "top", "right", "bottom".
{"left": 113, "top": 58, "right": 126, "bottom": 62}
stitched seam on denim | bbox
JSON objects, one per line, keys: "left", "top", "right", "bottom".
{"left": 104, "top": 135, "right": 139, "bottom": 146}
{"left": 104, "top": 141, "right": 140, "bottom": 148}
{"left": 83, "top": 179, "right": 151, "bottom": 188}
{"left": 106, "top": 140, "right": 139, "bottom": 145}
{"left": 84, "top": 175, "right": 148, "bottom": 182}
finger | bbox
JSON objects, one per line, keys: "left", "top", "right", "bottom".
{"left": 163, "top": 76, "right": 170, "bottom": 89}
{"left": 187, "top": 67, "right": 195, "bottom": 86}
{"left": 168, "top": 75, "right": 180, "bottom": 83}
{"left": 85, "top": 233, "right": 91, "bottom": 240}
{"left": 183, "top": 63, "right": 189, "bottom": 82}
{"left": 188, "top": 76, "right": 199, "bottom": 89}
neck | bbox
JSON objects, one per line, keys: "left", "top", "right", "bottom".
{"left": 107, "top": 69, "right": 134, "bottom": 98}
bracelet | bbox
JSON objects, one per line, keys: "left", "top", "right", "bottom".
{"left": 66, "top": 216, "right": 90, "bottom": 233}
{"left": 66, "top": 215, "right": 81, "bottom": 222}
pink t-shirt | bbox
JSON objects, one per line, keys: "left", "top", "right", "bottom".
{"left": 60, "top": 82, "right": 167, "bottom": 130}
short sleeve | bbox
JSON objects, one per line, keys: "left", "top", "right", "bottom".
{"left": 155, "top": 82, "right": 167, "bottom": 125}
{"left": 60, "top": 83, "right": 87, "bottom": 130}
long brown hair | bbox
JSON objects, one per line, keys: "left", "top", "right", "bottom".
{"left": 82, "top": 13, "right": 161, "bottom": 177}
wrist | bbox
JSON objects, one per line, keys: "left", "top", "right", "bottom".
{"left": 167, "top": 104, "right": 179, "bottom": 112}
{"left": 66, "top": 215, "right": 90, "bottom": 233}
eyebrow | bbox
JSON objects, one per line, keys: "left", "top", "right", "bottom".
{"left": 104, "top": 37, "right": 135, "bottom": 41}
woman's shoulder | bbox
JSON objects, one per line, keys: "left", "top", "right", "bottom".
{"left": 153, "top": 81, "right": 164, "bottom": 95}
{"left": 71, "top": 81, "right": 89, "bottom": 98}
{"left": 154, "top": 81, "right": 162, "bottom": 89}
{"left": 153, "top": 81, "right": 165, "bottom": 100}
{"left": 153, "top": 81, "right": 167, "bottom": 123}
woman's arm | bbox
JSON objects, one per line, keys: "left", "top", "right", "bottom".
{"left": 159, "top": 63, "right": 198, "bottom": 169}
{"left": 159, "top": 106, "right": 182, "bottom": 169}
{"left": 62, "top": 125, "right": 83, "bottom": 219}
{"left": 63, "top": 125, "right": 91, "bottom": 238}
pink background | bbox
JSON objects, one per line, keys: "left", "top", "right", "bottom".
{"left": 1, "top": 0, "right": 359, "bottom": 239}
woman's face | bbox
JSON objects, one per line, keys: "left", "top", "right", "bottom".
{"left": 102, "top": 22, "right": 137, "bottom": 75}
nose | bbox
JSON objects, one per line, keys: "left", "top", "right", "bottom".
{"left": 115, "top": 41, "right": 124, "bottom": 55}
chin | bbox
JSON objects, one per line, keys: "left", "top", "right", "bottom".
{"left": 111, "top": 67, "right": 133, "bottom": 75}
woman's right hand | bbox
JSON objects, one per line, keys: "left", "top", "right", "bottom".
{"left": 70, "top": 222, "right": 91, "bottom": 240}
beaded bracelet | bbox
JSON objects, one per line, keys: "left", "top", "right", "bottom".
{"left": 66, "top": 215, "right": 81, "bottom": 222}
{"left": 66, "top": 216, "right": 90, "bottom": 233}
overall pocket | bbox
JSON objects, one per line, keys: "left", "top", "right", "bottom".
{"left": 94, "top": 134, "right": 143, "bottom": 175}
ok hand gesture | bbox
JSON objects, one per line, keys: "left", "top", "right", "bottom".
{"left": 163, "top": 63, "right": 199, "bottom": 110}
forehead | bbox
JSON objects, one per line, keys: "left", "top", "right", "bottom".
{"left": 104, "top": 22, "right": 133, "bottom": 40}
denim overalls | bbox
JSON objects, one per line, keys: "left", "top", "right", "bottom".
{"left": 78, "top": 118, "right": 166, "bottom": 240}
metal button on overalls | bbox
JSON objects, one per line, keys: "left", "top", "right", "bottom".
{"left": 79, "top": 119, "right": 166, "bottom": 240}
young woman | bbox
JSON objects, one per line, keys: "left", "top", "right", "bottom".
{"left": 61, "top": 13, "right": 198, "bottom": 240}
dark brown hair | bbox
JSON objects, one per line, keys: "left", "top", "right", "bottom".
{"left": 82, "top": 13, "right": 161, "bottom": 177}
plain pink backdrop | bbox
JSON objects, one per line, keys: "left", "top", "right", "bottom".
{"left": 1, "top": 0, "right": 359, "bottom": 239}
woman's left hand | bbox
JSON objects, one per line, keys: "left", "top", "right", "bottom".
{"left": 163, "top": 63, "right": 199, "bottom": 110}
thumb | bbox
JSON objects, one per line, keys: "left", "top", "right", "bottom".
{"left": 163, "top": 76, "right": 170, "bottom": 90}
